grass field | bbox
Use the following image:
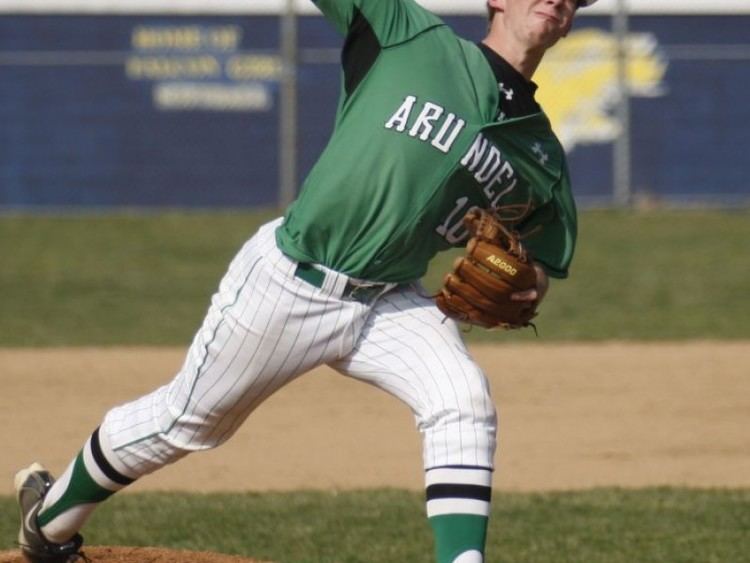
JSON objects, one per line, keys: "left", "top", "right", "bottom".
{"left": 2, "top": 209, "right": 749, "bottom": 562}
{"left": 1, "top": 208, "right": 749, "bottom": 345}
{"left": 2, "top": 488, "right": 749, "bottom": 562}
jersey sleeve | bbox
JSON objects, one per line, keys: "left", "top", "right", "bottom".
{"left": 312, "top": 0, "right": 443, "bottom": 45}
{"left": 520, "top": 167, "right": 578, "bottom": 279}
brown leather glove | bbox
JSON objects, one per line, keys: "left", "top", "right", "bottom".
{"left": 435, "top": 207, "right": 538, "bottom": 329}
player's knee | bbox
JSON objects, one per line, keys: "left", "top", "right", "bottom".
{"left": 451, "top": 383, "right": 497, "bottom": 428}
{"left": 419, "top": 387, "right": 497, "bottom": 467}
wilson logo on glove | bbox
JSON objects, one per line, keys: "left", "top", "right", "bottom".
{"left": 485, "top": 254, "right": 518, "bottom": 276}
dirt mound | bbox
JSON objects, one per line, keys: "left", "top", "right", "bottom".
{"left": 0, "top": 546, "right": 269, "bottom": 563}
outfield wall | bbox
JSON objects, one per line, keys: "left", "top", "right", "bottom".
{"left": 1, "top": 1, "right": 749, "bottom": 208}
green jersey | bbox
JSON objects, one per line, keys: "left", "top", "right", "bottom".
{"left": 276, "top": 0, "right": 577, "bottom": 283}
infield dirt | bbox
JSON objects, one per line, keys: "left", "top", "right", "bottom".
{"left": 2, "top": 342, "right": 749, "bottom": 494}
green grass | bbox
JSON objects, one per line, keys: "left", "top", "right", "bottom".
{"left": 2, "top": 488, "right": 749, "bottom": 562}
{"left": 0, "top": 210, "right": 278, "bottom": 346}
{"left": 1, "top": 208, "right": 749, "bottom": 345}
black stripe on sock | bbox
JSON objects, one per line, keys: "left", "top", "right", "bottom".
{"left": 426, "top": 483, "right": 492, "bottom": 502}
{"left": 426, "top": 464, "right": 494, "bottom": 472}
{"left": 91, "top": 427, "right": 135, "bottom": 486}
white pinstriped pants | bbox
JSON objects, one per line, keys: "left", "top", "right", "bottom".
{"left": 100, "top": 218, "right": 498, "bottom": 479}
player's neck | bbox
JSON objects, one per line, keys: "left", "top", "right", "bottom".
{"left": 482, "top": 25, "right": 545, "bottom": 81}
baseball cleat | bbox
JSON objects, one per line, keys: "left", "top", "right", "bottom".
{"left": 14, "top": 463, "right": 88, "bottom": 563}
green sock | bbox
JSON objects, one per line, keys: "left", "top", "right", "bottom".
{"left": 38, "top": 451, "right": 114, "bottom": 527}
{"left": 429, "top": 513, "right": 488, "bottom": 563}
{"left": 425, "top": 466, "right": 492, "bottom": 562}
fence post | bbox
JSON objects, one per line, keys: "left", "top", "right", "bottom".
{"left": 279, "top": 0, "right": 298, "bottom": 209}
{"left": 613, "top": 0, "right": 632, "bottom": 207}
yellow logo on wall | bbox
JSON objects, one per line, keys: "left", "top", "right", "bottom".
{"left": 535, "top": 28, "right": 668, "bottom": 151}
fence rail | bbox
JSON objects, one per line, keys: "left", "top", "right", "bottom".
{"left": 0, "top": 11, "right": 748, "bottom": 209}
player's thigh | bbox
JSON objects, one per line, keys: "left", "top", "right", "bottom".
{"left": 331, "top": 285, "right": 497, "bottom": 466}
{"left": 107, "top": 222, "right": 353, "bottom": 451}
{"left": 168, "top": 244, "right": 357, "bottom": 439}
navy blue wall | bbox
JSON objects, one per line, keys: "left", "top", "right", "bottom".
{"left": 1, "top": 14, "right": 748, "bottom": 207}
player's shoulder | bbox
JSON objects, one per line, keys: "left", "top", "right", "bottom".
{"left": 359, "top": 0, "right": 447, "bottom": 47}
{"left": 449, "top": 36, "right": 501, "bottom": 95}
{"left": 382, "top": 0, "right": 445, "bottom": 27}
{"left": 454, "top": 35, "right": 494, "bottom": 67}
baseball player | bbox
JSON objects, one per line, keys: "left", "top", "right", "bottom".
{"left": 14, "top": 1, "right": 595, "bottom": 562}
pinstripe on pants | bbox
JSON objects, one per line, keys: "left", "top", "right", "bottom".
{"left": 100, "top": 218, "right": 497, "bottom": 479}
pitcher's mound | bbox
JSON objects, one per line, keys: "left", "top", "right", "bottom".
{"left": 0, "top": 546, "right": 270, "bottom": 563}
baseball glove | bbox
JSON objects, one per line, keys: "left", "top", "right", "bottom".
{"left": 435, "top": 207, "right": 538, "bottom": 330}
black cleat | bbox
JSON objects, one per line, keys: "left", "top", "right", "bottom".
{"left": 14, "top": 463, "right": 88, "bottom": 563}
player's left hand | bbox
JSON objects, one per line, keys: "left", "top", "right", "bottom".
{"left": 510, "top": 263, "right": 549, "bottom": 304}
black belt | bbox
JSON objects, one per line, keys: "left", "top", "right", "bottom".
{"left": 294, "top": 262, "right": 391, "bottom": 305}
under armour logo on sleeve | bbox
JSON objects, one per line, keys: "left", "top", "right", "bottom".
{"left": 531, "top": 142, "right": 549, "bottom": 165}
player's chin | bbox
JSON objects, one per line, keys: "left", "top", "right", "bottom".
{"left": 531, "top": 33, "right": 565, "bottom": 51}
{"left": 528, "top": 23, "right": 568, "bottom": 48}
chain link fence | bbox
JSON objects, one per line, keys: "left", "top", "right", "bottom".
{"left": 1, "top": 4, "right": 748, "bottom": 209}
